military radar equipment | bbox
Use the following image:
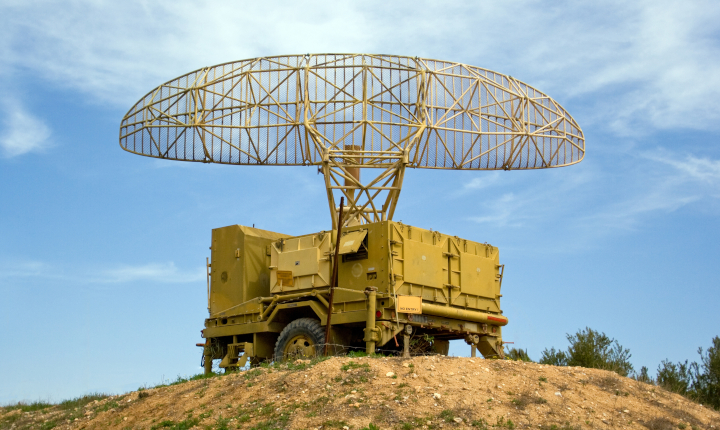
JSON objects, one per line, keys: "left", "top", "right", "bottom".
{"left": 119, "top": 54, "right": 584, "bottom": 370}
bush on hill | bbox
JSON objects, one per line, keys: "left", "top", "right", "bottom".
{"left": 657, "top": 336, "right": 720, "bottom": 410}
{"left": 538, "top": 327, "right": 634, "bottom": 377}
{"left": 657, "top": 359, "right": 692, "bottom": 395}
{"left": 634, "top": 366, "right": 654, "bottom": 384}
{"left": 506, "top": 348, "right": 532, "bottom": 362}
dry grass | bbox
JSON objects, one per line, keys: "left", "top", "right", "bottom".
{"left": 2, "top": 357, "right": 719, "bottom": 430}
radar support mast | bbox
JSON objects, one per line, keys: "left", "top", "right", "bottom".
{"left": 120, "top": 54, "right": 584, "bottom": 228}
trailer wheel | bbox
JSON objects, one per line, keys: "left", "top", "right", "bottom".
{"left": 274, "top": 318, "right": 325, "bottom": 362}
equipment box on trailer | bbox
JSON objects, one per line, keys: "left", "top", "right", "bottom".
{"left": 201, "top": 222, "right": 507, "bottom": 371}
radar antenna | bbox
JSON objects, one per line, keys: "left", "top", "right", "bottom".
{"left": 120, "top": 54, "right": 584, "bottom": 228}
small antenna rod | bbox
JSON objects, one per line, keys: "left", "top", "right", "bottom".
{"left": 324, "top": 197, "right": 344, "bottom": 355}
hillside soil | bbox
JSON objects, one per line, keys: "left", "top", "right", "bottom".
{"left": 2, "top": 356, "right": 719, "bottom": 430}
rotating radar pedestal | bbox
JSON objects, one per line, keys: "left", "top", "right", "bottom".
{"left": 119, "top": 54, "right": 585, "bottom": 227}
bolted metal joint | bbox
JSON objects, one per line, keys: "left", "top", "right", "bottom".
{"left": 464, "top": 334, "right": 480, "bottom": 346}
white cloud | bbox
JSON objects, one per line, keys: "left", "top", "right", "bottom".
{"left": 0, "top": 260, "right": 204, "bottom": 284}
{"left": 99, "top": 262, "right": 204, "bottom": 284}
{"left": 462, "top": 161, "right": 598, "bottom": 230}
{"left": 644, "top": 152, "right": 720, "bottom": 185}
{"left": 0, "top": 0, "right": 718, "bottom": 135}
{"left": 0, "top": 260, "right": 57, "bottom": 278}
{"left": 468, "top": 193, "right": 524, "bottom": 227}
{"left": 490, "top": 1, "right": 720, "bottom": 134}
{"left": 461, "top": 172, "right": 501, "bottom": 192}
{"left": 573, "top": 151, "right": 720, "bottom": 234}
{"left": 584, "top": 184, "right": 702, "bottom": 231}
{"left": 0, "top": 1, "right": 387, "bottom": 106}
{"left": 462, "top": 149, "right": 720, "bottom": 244}
{"left": 0, "top": 103, "right": 52, "bottom": 157}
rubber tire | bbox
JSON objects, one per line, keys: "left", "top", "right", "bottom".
{"left": 274, "top": 318, "right": 325, "bottom": 362}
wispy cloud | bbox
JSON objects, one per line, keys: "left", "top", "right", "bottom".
{"left": 99, "top": 262, "right": 204, "bottom": 284}
{"left": 0, "top": 260, "right": 57, "bottom": 279}
{"left": 0, "top": 260, "right": 204, "bottom": 285}
{"left": 644, "top": 152, "right": 720, "bottom": 185}
{"left": 0, "top": 102, "right": 51, "bottom": 158}
{"left": 604, "top": 151, "right": 720, "bottom": 225}
{"left": 582, "top": 182, "right": 702, "bottom": 231}
{"left": 0, "top": 2, "right": 384, "bottom": 106}
{"left": 1, "top": 1, "right": 718, "bottom": 136}
{"left": 457, "top": 172, "right": 501, "bottom": 195}
{"left": 462, "top": 148, "right": 720, "bottom": 246}
{"left": 463, "top": 163, "right": 597, "bottom": 230}
{"left": 492, "top": 1, "right": 720, "bottom": 134}
{"left": 468, "top": 193, "right": 524, "bottom": 227}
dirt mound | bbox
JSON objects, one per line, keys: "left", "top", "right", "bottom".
{"left": 2, "top": 356, "right": 719, "bottom": 430}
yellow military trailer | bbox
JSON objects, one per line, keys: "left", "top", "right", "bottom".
{"left": 118, "top": 54, "right": 584, "bottom": 373}
{"left": 200, "top": 221, "right": 508, "bottom": 372}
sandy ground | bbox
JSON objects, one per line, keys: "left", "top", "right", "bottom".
{"left": 2, "top": 356, "right": 719, "bottom": 430}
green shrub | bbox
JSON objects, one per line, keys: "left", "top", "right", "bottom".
{"left": 539, "top": 327, "right": 633, "bottom": 376}
{"left": 150, "top": 420, "right": 176, "bottom": 429}
{"left": 655, "top": 336, "right": 720, "bottom": 410}
{"left": 634, "top": 366, "right": 654, "bottom": 384}
{"left": 4, "top": 401, "right": 53, "bottom": 412}
{"left": 58, "top": 393, "right": 109, "bottom": 410}
{"left": 538, "top": 347, "right": 567, "bottom": 367}
{"left": 150, "top": 418, "right": 203, "bottom": 430}
{"left": 693, "top": 336, "right": 720, "bottom": 410}
{"left": 340, "top": 361, "right": 370, "bottom": 371}
{"left": 657, "top": 360, "right": 691, "bottom": 396}
{"left": 322, "top": 420, "right": 349, "bottom": 428}
{"left": 472, "top": 418, "right": 489, "bottom": 429}
{"left": 506, "top": 348, "right": 532, "bottom": 362}
{"left": 439, "top": 409, "right": 455, "bottom": 422}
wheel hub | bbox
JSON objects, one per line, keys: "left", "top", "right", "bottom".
{"left": 283, "top": 334, "right": 317, "bottom": 359}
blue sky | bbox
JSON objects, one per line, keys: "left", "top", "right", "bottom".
{"left": 2, "top": 0, "right": 720, "bottom": 404}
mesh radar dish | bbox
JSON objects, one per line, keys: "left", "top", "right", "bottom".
{"left": 120, "top": 54, "right": 584, "bottom": 228}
